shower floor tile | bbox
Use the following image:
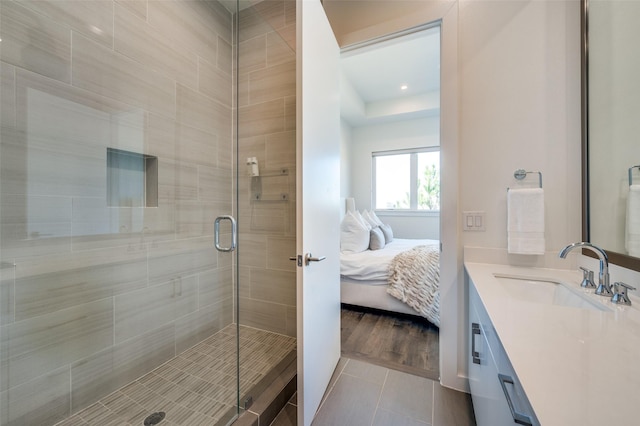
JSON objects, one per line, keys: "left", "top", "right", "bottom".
{"left": 54, "top": 325, "right": 296, "bottom": 426}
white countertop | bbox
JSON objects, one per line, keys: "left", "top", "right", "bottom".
{"left": 465, "top": 262, "right": 640, "bottom": 426}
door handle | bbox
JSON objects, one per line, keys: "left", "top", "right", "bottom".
{"left": 289, "top": 254, "right": 326, "bottom": 266}
{"left": 214, "top": 215, "right": 237, "bottom": 252}
{"left": 304, "top": 253, "right": 326, "bottom": 266}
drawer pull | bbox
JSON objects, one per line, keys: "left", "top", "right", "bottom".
{"left": 498, "top": 374, "right": 533, "bottom": 426}
{"left": 471, "top": 322, "right": 481, "bottom": 364}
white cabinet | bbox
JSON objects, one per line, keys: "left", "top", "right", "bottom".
{"left": 468, "top": 279, "right": 539, "bottom": 426}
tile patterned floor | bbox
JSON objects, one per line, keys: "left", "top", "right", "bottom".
{"left": 271, "top": 357, "right": 476, "bottom": 426}
{"left": 54, "top": 325, "right": 296, "bottom": 426}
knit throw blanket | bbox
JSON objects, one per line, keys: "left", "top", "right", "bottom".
{"left": 387, "top": 245, "right": 440, "bottom": 327}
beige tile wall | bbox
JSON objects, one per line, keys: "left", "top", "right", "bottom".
{"left": 0, "top": 1, "right": 235, "bottom": 425}
{"left": 237, "top": 0, "right": 297, "bottom": 337}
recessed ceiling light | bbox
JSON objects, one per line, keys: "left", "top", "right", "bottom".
{"left": 401, "top": 85, "right": 408, "bottom": 91}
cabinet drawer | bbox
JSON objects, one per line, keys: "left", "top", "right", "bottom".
{"left": 468, "top": 277, "right": 539, "bottom": 426}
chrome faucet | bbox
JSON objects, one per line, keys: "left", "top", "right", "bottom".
{"left": 559, "top": 242, "right": 612, "bottom": 296}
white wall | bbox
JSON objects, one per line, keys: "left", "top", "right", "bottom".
{"left": 340, "top": 119, "right": 352, "bottom": 199}
{"left": 348, "top": 116, "right": 440, "bottom": 239}
{"left": 459, "top": 0, "right": 582, "bottom": 257}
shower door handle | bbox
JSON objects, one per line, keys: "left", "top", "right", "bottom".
{"left": 214, "top": 215, "right": 237, "bottom": 252}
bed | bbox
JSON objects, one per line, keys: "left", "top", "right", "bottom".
{"left": 339, "top": 205, "right": 441, "bottom": 327}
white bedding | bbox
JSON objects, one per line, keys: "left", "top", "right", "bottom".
{"left": 340, "top": 238, "right": 439, "bottom": 281}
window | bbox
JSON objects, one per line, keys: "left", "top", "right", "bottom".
{"left": 372, "top": 148, "right": 440, "bottom": 211}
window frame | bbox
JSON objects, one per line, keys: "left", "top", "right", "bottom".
{"left": 371, "top": 146, "right": 440, "bottom": 214}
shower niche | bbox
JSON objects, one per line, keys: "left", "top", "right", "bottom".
{"left": 107, "top": 148, "right": 158, "bottom": 208}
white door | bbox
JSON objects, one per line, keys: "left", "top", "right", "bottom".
{"left": 296, "top": 1, "right": 341, "bottom": 425}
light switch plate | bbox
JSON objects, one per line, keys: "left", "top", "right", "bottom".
{"left": 463, "top": 211, "right": 486, "bottom": 231}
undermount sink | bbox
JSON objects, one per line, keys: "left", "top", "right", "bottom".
{"left": 494, "top": 275, "right": 611, "bottom": 312}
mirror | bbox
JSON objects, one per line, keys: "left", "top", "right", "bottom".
{"left": 583, "top": 0, "right": 640, "bottom": 271}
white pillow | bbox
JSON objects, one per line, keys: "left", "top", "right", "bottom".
{"left": 369, "top": 227, "right": 386, "bottom": 250}
{"left": 354, "top": 210, "right": 372, "bottom": 231}
{"left": 380, "top": 223, "right": 394, "bottom": 243}
{"left": 340, "top": 211, "right": 370, "bottom": 253}
{"left": 368, "top": 210, "right": 384, "bottom": 227}
{"left": 361, "top": 210, "right": 379, "bottom": 228}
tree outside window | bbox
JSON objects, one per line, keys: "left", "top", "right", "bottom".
{"left": 373, "top": 148, "right": 440, "bottom": 211}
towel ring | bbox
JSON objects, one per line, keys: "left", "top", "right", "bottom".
{"left": 510, "top": 169, "right": 543, "bottom": 190}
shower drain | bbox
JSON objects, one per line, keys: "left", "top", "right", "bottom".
{"left": 143, "top": 411, "right": 166, "bottom": 425}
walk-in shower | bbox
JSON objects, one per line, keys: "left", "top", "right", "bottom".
{"left": 0, "top": 0, "right": 297, "bottom": 424}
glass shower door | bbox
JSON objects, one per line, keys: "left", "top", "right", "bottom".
{"left": 0, "top": 0, "right": 239, "bottom": 424}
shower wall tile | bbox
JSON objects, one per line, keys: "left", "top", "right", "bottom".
{"left": 285, "top": 0, "right": 296, "bottom": 26}
{"left": 70, "top": 199, "right": 176, "bottom": 251}
{"left": 267, "top": 31, "right": 295, "bottom": 67}
{"left": 277, "top": 23, "right": 296, "bottom": 52}
{"left": 0, "top": 266, "right": 14, "bottom": 327}
{"left": 266, "top": 237, "right": 296, "bottom": 272}
{"left": 175, "top": 122, "right": 219, "bottom": 166}
{"left": 198, "top": 267, "right": 233, "bottom": 309}
{"left": 199, "top": 166, "right": 233, "bottom": 202}
{"left": 175, "top": 200, "right": 228, "bottom": 238}
{"left": 199, "top": 58, "right": 232, "bottom": 107}
{"left": 176, "top": 83, "right": 231, "bottom": 137}
{"left": 266, "top": 130, "right": 296, "bottom": 169}
{"left": 238, "top": 234, "right": 267, "bottom": 269}
{"left": 285, "top": 306, "right": 296, "bottom": 337}
{"left": 1, "top": 194, "right": 72, "bottom": 229}
{"left": 0, "top": 1, "right": 71, "bottom": 83}
{"left": 238, "top": 99, "right": 285, "bottom": 139}
{"left": 157, "top": 160, "right": 199, "bottom": 202}
{"left": 238, "top": 72, "right": 250, "bottom": 108}
{"left": 20, "top": 0, "right": 114, "bottom": 48}
{"left": 175, "top": 300, "right": 233, "bottom": 354}
{"left": 218, "top": 36, "right": 233, "bottom": 76}
{"left": 239, "top": 7, "right": 276, "bottom": 44}
{"left": 116, "top": 0, "right": 147, "bottom": 19}
{"left": 1, "top": 62, "right": 16, "bottom": 128}
{"left": 1, "top": 299, "right": 113, "bottom": 391}
{"left": 238, "top": 210, "right": 290, "bottom": 235}
{"left": 238, "top": 297, "right": 287, "bottom": 335}
{"left": 0, "top": 366, "right": 70, "bottom": 426}
{"left": 239, "top": 267, "right": 251, "bottom": 300}
{"left": 146, "top": 0, "right": 223, "bottom": 64}
{"left": 217, "top": 134, "right": 234, "bottom": 170}
{"left": 253, "top": 0, "right": 287, "bottom": 31}
{"left": 239, "top": 36, "right": 267, "bottom": 75}
{"left": 250, "top": 269, "right": 296, "bottom": 306}
{"left": 114, "top": 276, "right": 197, "bottom": 343}
{"left": 14, "top": 249, "right": 147, "bottom": 320}
{"left": 285, "top": 95, "right": 296, "bottom": 131}
{"left": 145, "top": 113, "right": 176, "bottom": 160}
{"left": 238, "top": 0, "right": 296, "bottom": 336}
{"left": 205, "top": 0, "right": 234, "bottom": 44}
{"left": 72, "top": 34, "right": 175, "bottom": 118}
{"left": 249, "top": 61, "right": 296, "bottom": 105}
{"left": 114, "top": 4, "right": 198, "bottom": 89}
{"left": 147, "top": 238, "right": 218, "bottom": 286}
{"left": 71, "top": 324, "right": 175, "bottom": 412}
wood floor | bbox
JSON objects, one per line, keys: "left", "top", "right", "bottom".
{"left": 340, "top": 304, "right": 440, "bottom": 380}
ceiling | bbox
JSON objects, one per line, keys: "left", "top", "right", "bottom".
{"left": 340, "top": 26, "right": 441, "bottom": 127}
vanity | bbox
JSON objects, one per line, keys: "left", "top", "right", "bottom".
{"left": 466, "top": 262, "right": 640, "bottom": 426}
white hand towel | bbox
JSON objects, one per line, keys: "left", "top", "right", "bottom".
{"left": 626, "top": 185, "right": 640, "bottom": 257}
{"left": 507, "top": 188, "right": 545, "bottom": 255}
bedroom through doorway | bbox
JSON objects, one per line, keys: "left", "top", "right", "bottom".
{"left": 338, "top": 24, "right": 442, "bottom": 378}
